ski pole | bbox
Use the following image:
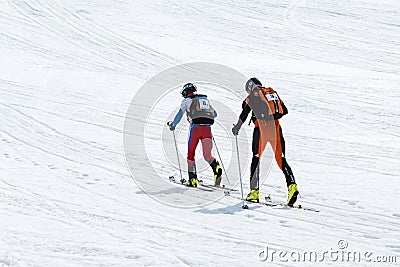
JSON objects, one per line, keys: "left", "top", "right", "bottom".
{"left": 167, "top": 122, "right": 184, "bottom": 184}
{"left": 235, "top": 134, "right": 248, "bottom": 209}
{"left": 212, "top": 136, "right": 231, "bottom": 185}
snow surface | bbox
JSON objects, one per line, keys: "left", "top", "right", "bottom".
{"left": 1, "top": 0, "right": 400, "bottom": 266}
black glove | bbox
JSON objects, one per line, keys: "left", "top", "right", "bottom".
{"left": 167, "top": 121, "right": 175, "bottom": 131}
{"left": 232, "top": 120, "right": 243, "bottom": 136}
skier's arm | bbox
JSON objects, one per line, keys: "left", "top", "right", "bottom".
{"left": 171, "top": 99, "right": 189, "bottom": 128}
{"left": 171, "top": 108, "right": 184, "bottom": 127}
{"left": 232, "top": 99, "right": 251, "bottom": 135}
{"left": 238, "top": 99, "right": 251, "bottom": 124}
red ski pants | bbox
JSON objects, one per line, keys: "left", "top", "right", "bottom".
{"left": 187, "top": 125, "right": 215, "bottom": 170}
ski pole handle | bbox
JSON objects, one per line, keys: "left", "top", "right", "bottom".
{"left": 167, "top": 121, "right": 175, "bottom": 131}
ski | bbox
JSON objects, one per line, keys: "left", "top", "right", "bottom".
{"left": 264, "top": 196, "right": 319, "bottom": 212}
{"left": 198, "top": 180, "right": 238, "bottom": 192}
{"left": 228, "top": 194, "right": 319, "bottom": 212}
{"left": 256, "top": 199, "right": 319, "bottom": 212}
{"left": 169, "top": 176, "right": 319, "bottom": 212}
{"left": 168, "top": 176, "right": 214, "bottom": 191}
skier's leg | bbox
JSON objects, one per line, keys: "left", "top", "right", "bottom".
{"left": 245, "top": 126, "right": 261, "bottom": 202}
{"left": 200, "top": 126, "right": 222, "bottom": 185}
{"left": 250, "top": 127, "right": 261, "bottom": 190}
{"left": 187, "top": 126, "right": 200, "bottom": 186}
{"left": 251, "top": 120, "right": 270, "bottom": 189}
{"left": 273, "top": 123, "right": 298, "bottom": 206}
{"left": 273, "top": 124, "right": 296, "bottom": 186}
{"left": 200, "top": 126, "right": 216, "bottom": 163}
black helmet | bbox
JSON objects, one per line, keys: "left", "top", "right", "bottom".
{"left": 181, "top": 83, "right": 197, "bottom": 98}
{"left": 245, "top": 77, "right": 262, "bottom": 93}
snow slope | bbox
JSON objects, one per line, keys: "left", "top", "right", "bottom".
{"left": 1, "top": 0, "right": 399, "bottom": 266}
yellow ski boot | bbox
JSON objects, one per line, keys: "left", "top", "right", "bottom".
{"left": 287, "top": 184, "right": 299, "bottom": 207}
{"left": 213, "top": 164, "right": 222, "bottom": 186}
{"left": 210, "top": 160, "right": 223, "bottom": 186}
{"left": 245, "top": 189, "right": 260, "bottom": 202}
{"left": 186, "top": 177, "right": 198, "bottom": 187}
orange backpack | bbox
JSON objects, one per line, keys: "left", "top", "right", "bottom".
{"left": 255, "top": 87, "right": 288, "bottom": 120}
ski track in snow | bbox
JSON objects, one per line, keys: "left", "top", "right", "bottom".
{"left": 1, "top": 0, "right": 400, "bottom": 266}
